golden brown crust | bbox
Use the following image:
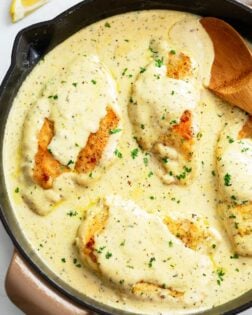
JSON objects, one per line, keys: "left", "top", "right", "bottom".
{"left": 166, "top": 52, "right": 192, "bottom": 80}
{"left": 75, "top": 108, "right": 119, "bottom": 173}
{"left": 164, "top": 216, "right": 211, "bottom": 251}
{"left": 33, "top": 118, "right": 69, "bottom": 189}
{"left": 82, "top": 205, "right": 109, "bottom": 267}
{"left": 161, "top": 110, "right": 194, "bottom": 159}
{"left": 33, "top": 108, "right": 119, "bottom": 189}
{"left": 132, "top": 281, "right": 184, "bottom": 299}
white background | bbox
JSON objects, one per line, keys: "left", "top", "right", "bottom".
{"left": 0, "top": 0, "right": 251, "bottom": 314}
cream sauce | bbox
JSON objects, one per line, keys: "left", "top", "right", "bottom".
{"left": 3, "top": 10, "right": 252, "bottom": 314}
{"left": 217, "top": 118, "right": 252, "bottom": 202}
{"left": 77, "top": 195, "right": 214, "bottom": 307}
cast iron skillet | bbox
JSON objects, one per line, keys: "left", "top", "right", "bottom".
{"left": 0, "top": 0, "right": 251, "bottom": 314}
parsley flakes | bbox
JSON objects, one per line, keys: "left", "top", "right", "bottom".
{"left": 224, "top": 173, "right": 232, "bottom": 186}
{"left": 131, "top": 148, "right": 139, "bottom": 159}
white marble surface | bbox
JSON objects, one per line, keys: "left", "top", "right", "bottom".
{"left": 0, "top": 0, "right": 251, "bottom": 314}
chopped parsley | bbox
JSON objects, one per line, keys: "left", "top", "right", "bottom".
{"left": 105, "top": 252, "right": 112, "bottom": 259}
{"left": 149, "top": 196, "right": 155, "bottom": 200}
{"left": 224, "top": 173, "right": 232, "bottom": 186}
{"left": 91, "top": 79, "right": 97, "bottom": 85}
{"left": 72, "top": 82, "right": 77, "bottom": 87}
{"left": 241, "top": 147, "right": 249, "bottom": 153}
{"left": 73, "top": 258, "right": 82, "bottom": 268}
{"left": 143, "top": 157, "right": 148, "bottom": 166}
{"left": 212, "top": 244, "right": 216, "bottom": 249}
{"left": 67, "top": 210, "right": 78, "bottom": 217}
{"left": 122, "top": 68, "right": 128, "bottom": 76}
{"left": 67, "top": 160, "right": 74, "bottom": 166}
{"left": 234, "top": 222, "right": 239, "bottom": 229}
{"left": 171, "top": 90, "right": 175, "bottom": 95}
{"left": 140, "top": 124, "right": 145, "bottom": 130}
{"left": 162, "top": 157, "right": 169, "bottom": 164}
{"left": 48, "top": 94, "right": 58, "bottom": 100}
{"left": 226, "top": 135, "right": 234, "bottom": 143}
{"left": 104, "top": 22, "right": 111, "bottom": 28}
{"left": 148, "top": 171, "right": 154, "bottom": 178}
{"left": 176, "top": 166, "right": 192, "bottom": 180}
{"left": 148, "top": 257, "right": 156, "bottom": 268}
{"left": 196, "top": 132, "right": 203, "bottom": 140}
{"left": 168, "top": 240, "right": 173, "bottom": 247}
{"left": 230, "top": 253, "right": 239, "bottom": 259}
{"left": 61, "top": 258, "right": 66, "bottom": 263}
{"left": 109, "top": 128, "right": 122, "bottom": 134}
{"left": 140, "top": 67, "right": 146, "bottom": 73}
{"left": 96, "top": 246, "right": 106, "bottom": 254}
{"left": 120, "top": 240, "right": 125, "bottom": 246}
{"left": 170, "top": 119, "right": 177, "bottom": 125}
{"left": 155, "top": 57, "right": 164, "bottom": 68}
{"left": 114, "top": 149, "right": 123, "bottom": 159}
{"left": 15, "top": 187, "right": 19, "bottom": 193}
{"left": 229, "top": 214, "right": 236, "bottom": 219}
{"left": 131, "top": 148, "right": 139, "bottom": 159}
{"left": 169, "top": 49, "right": 176, "bottom": 55}
{"left": 211, "top": 170, "right": 216, "bottom": 177}
{"left": 216, "top": 268, "right": 225, "bottom": 285}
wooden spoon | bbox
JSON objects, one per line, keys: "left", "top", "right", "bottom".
{"left": 200, "top": 17, "right": 252, "bottom": 115}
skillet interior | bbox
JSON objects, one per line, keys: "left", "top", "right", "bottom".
{"left": 0, "top": 0, "right": 251, "bottom": 314}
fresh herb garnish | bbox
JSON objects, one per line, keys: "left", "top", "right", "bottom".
{"left": 216, "top": 268, "right": 225, "bottom": 285}
{"left": 155, "top": 57, "right": 164, "bottom": 68}
{"left": 140, "top": 67, "right": 146, "bottom": 73}
{"left": 114, "top": 149, "right": 123, "bottom": 159}
{"left": 148, "top": 257, "right": 156, "bottom": 267}
{"left": 224, "top": 173, "right": 232, "bottom": 186}
{"left": 109, "top": 128, "right": 122, "bottom": 134}
{"left": 105, "top": 252, "right": 112, "bottom": 259}
{"left": 67, "top": 160, "right": 74, "bottom": 166}
{"left": 131, "top": 148, "right": 139, "bottom": 159}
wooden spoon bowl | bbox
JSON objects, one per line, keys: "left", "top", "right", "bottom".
{"left": 200, "top": 17, "right": 252, "bottom": 115}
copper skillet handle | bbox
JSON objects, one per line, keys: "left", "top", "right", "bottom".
{"left": 5, "top": 251, "right": 94, "bottom": 315}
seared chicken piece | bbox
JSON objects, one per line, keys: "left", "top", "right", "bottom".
{"left": 75, "top": 108, "right": 119, "bottom": 173}
{"left": 132, "top": 281, "right": 184, "bottom": 300}
{"left": 217, "top": 115, "right": 252, "bottom": 256}
{"left": 164, "top": 215, "right": 219, "bottom": 254}
{"left": 21, "top": 56, "right": 122, "bottom": 215}
{"left": 34, "top": 108, "right": 120, "bottom": 189}
{"left": 129, "top": 42, "right": 200, "bottom": 185}
{"left": 34, "top": 118, "right": 69, "bottom": 189}
{"left": 76, "top": 195, "right": 213, "bottom": 305}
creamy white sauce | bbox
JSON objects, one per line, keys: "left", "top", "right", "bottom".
{"left": 132, "top": 59, "right": 200, "bottom": 147}
{"left": 217, "top": 118, "right": 252, "bottom": 201}
{"left": 3, "top": 10, "right": 252, "bottom": 314}
{"left": 46, "top": 56, "right": 120, "bottom": 166}
{"left": 77, "top": 195, "right": 214, "bottom": 307}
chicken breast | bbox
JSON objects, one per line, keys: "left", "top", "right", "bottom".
{"left": 129, "top": 40, "right": 200, "bottom": 185}
{"left": 164, "top": 215, "right": 220, "bottom": 254}
{"left": 217, "top": 115, "right": 252, "bottom": 256}
{"left": 76, "top": 195, "right": 214, "bottom": 306}
{"left": 21, "top": 56, "right": 122, "bottom": 214}
{"left": 34, "top": 107, "right": 119, "bottom": 189}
